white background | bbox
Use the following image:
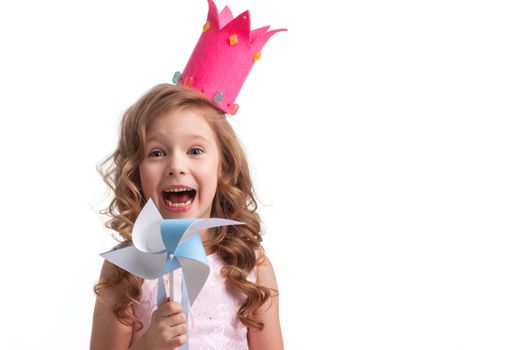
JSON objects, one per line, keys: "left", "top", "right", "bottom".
{"left": 0, "top": 0, "right": 524, "bottom": 349}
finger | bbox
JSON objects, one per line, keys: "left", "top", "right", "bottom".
{"left": 168, "top": 334, "right": 187, "bottom": 348}
{"left": 151, "top": 302, "right": 179, "bottom": 323}
{"left": 159, "top": 301, "right": 183, "bottom": 317}
{"left": 167, "top": 312, "right": 186, "bottom": 327}
{"left": 169, "top": 323, "right": 187, "bottom": 337}
{"left": 151, "top": 315, "right": 185, "bottom": 334}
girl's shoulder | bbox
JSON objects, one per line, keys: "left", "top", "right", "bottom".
{"left": 253, "top": 247, "right": 278, "bottom": 289}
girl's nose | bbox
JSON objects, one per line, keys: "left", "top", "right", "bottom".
{"left": 165, "top": 167, "right": 187, "bottom": 177}
{"left": 164, "top": 156, "right": 187, "bottom": 177}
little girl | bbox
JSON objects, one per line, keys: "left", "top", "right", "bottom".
{"left": 90, "top": 83, "right": 283, "bottom": 350}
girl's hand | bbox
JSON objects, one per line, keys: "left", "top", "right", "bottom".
{"left": 135, "top": 300, "right": 187, "bottom": 350}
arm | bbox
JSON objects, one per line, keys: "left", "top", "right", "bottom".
{"left": 247, "top": 256, "right": 284, "bottom": 350}
{"left": 90, "top": 261, "right": 133, "bottom": 350}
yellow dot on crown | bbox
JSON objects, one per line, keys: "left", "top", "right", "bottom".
{"left": 203, "top": 21, "right": 211, "bottom": 32}
{"left": 253, "top": 51, "right": 262, "bottom": 62}
{"left": 229, "top": 34, "right": 238, "bottom": 46}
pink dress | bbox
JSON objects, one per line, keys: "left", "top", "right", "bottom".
{"left": 130, "top": 252, "right": 256, "bottom": 349}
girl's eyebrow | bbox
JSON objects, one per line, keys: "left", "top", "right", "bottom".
{"left": 188, "top": 133, "right": 212, "bottom": 143}
{"left": 146, "top": 132, "right": 212, "bottom": 144}
{"left": 145, "top": 132, "right": 169, "bottom": 143}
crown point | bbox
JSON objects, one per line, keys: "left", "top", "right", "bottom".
{"left": 203, "top": 21, "right": 211, "bottom": 32}
{"left": 172, "top": 71, "right": 181, "bottom": 84}
{"left": 228, "top": 34, "right": 238, "bottom": 46}
{"left": 230, "top": 104, "right": 239, "bottom": 115}
{"left": 214, "top": 91, "right": 224, "bottom": 103}
{"left": 253, "top": 51, "right": 262, "bottom": 62}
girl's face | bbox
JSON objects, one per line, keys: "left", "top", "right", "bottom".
{"left": 139, "top": 108, "right": 220, "bottom": 220}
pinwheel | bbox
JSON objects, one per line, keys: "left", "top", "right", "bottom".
{"left": 101, "top": 199, "right": 243, "bottom": 349}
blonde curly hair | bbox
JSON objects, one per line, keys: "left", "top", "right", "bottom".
{"left": 94, "top": 83, "right": 272, "bottom": 331}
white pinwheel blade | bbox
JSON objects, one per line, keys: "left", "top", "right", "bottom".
{"left": 182, "top": 218, "right": 244, "bottom": 242}
{"left": 101, "top": 246, "right": 166, "bottom": 280}
{"left": 179, "top": 256, "right": 210, "bottom": 305}
{"left": 132, "top": 199, "right": 165, "bottom": 253}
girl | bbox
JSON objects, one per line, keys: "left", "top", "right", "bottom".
{"left": 90, "top": 84, "right": 283, "bottom": 350}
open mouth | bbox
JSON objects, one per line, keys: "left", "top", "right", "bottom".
{"left": 162, "top": 187, "right": 197, "bottom": 208}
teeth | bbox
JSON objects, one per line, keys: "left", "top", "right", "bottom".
{"left": 165, "top": 188, "right": 194, "bottom": 193}
{"left": 166, "top": 198, "right": 193, "bottom": 208}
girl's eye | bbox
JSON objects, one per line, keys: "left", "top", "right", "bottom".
{"left": 148, "top": 150, "right": 165, "bottom": 158}
{"left": 189, "top": 147, "right": 204, "bottom": 156}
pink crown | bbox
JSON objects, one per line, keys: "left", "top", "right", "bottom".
{"left": 173, "top": 0, "right": 286, "bottom": 115}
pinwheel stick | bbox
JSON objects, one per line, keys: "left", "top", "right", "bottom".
{"left": 169, "top": 270, "right": 175, "bottom": 301}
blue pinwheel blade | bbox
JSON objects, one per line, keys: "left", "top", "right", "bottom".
{"left": 175, "top": 233, "right": 207, "bottom": 264}
{"left": 160, "top": 219, "right": 196, "bottom": 251}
